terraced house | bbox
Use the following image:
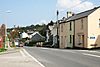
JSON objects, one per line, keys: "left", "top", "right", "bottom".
{"left": 59, "top": 18, "right": 67, "bottom": 48}
{"left": 59, "top": 12, "right": 74, "bottom": 48}
{"left": 59, "top": 6, "right": 100, "bottom": 49}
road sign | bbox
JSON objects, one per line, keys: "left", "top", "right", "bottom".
{"left": 90, "top": 37, "right": 95, "bottom": 39}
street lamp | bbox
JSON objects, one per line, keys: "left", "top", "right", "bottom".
{"left": 56, "top": 10, "right": 59, "bottom": 48}
{"left": 4, "top": 10, "right": 12, "bottom": 49}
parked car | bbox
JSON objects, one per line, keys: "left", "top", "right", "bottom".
{"left": 15, "top": 39, "right": 19, "bottom": 47}
{"left": 19, "top": 42, "right": 23, "bottom": 47}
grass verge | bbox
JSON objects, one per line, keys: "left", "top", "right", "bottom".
{"left": 0, "top": 48, "right": 7, "bottom": 52}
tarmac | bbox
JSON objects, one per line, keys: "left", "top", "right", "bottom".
{"left": 0, "top": 47, "right": 44, "bottom": 67}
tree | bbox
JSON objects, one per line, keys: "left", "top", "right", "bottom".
{"left": 39, "top": 24, "right": 47, "bottom": 37}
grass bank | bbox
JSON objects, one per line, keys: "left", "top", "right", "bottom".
{"left": 0, "top": 48, "right": 7, "bottom": 52}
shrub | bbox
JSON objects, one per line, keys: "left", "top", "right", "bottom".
{"left": 42, "top": 41, "right": 52, "bottom": 47}
{"left": 0, "top": 48, "right": 6, "bottom": 52}
{"left": 27, "top": 41, "right": 37, "bottom": 46}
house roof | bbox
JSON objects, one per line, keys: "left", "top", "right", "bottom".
{"left": 21, "top": 32, "right": 29, "bottom": 38}
{"left": 31, "top": 32, "right": 45, "bottom": 42}
{"left": 67, "top": 6, "right": 100, "bottom": 21}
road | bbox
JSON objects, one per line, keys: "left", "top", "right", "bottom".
{"left": 24, "top": 47, "right": 100, "bottom": 67}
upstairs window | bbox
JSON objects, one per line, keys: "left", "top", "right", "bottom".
{"left": 70, "top": 35, "right": 72, "bottom": 43}
{"left": 81, "top": 18, "right": 83, "bottom": 29}
{"left": 99, "top": 19, "right": 100, "bottom": 28}
{"left": 99, "top": 23, "right": 100, "bottom": 28}
{"left": 70, "top": 22, "right": 72, "bottom": 31}
{"left": 61, "top": 24, "right": 63, "bottom": 32}
{"left": 61, "top": 36, "right": 63, "bottom": 45}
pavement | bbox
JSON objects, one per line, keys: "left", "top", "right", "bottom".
{"left": 0, "top": 47, "right": 44, "bottom": 67}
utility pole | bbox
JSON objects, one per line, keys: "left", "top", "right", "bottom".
{"left": 4, "top": 10, "right": 12, "bottom": 49}
{"left": 57, "top": 10, "right": 59, "bottom": 48}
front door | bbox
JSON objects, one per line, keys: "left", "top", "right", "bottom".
{"left": 73, "top": 35, "right": 75, "bottom": 48}
{"left": 82, "top": 35, "right": 84, "bottom": 48}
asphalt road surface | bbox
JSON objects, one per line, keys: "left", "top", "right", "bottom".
{"left": 24, "top": 47, "right": 100, "bottom": 67}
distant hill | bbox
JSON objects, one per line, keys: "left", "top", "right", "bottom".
{"left": 7, "top": 24, "right": 47, "bottom": 37}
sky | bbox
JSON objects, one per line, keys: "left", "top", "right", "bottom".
{"left": 0, "top": 0, "right": 100, "bottom": 28}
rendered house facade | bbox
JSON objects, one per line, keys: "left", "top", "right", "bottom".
{"left": 59, "top": 20, "right": 67, "bottom": 48}
{"left": 67, "top": 7, "right": 100, "bottom": 48}
{"left": 59, "top": 6, "right": 100, "bottom": 49}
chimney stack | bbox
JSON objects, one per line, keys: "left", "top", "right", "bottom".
{"left": 67, "top": 11, "right": 74, "bottom": 18}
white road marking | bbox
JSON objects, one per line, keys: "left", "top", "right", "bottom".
{"left": 41, "top": 48, "right": 49, "bottom": 50}
{"left": 41, "top": 47, "right": 100, "bottom": 56}
{"left": 20, "top": 50, "right": 26, "bottom": 57}
{"left": 75, "top": 50, "right": 100, "bottom": 54}
{"left": 22, "top": 48, "right": 45, "bottom": 67}
{"left": 75, "top": 50, "right": 90, "bottom": 52}
{"left": 62, "top": 50, "right": 77, "bottom": 53}
{"left": 41, "top": 47, "right": 78, "bottom": 53}
{"left": 89, "top": 51, "right": 100, "bottom": 53}
{"left": 82, "top": 53, "right": 100, "bottom": 58}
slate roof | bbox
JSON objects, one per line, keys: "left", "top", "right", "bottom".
{"left": 31, "top": 32, "right": 45, "bottom": 42}
{"left": 67, "top": 6, "right": 100, "bottom": 21}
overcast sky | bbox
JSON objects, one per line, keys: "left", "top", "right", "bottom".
{"left": 0, "top": 0, "right": 100, "bottom": 28}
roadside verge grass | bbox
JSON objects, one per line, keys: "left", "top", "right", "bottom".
{"left": 0, "top": 48, "right": 7, "bottom": 52}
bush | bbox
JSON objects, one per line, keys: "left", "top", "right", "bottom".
{"left": 26, "top": 40, "right": 45, "bottom": 47}
{"left": 27, "top": 41, "right": 37, "bottom": 46}
{"left": 42, "top": 41, "right": 52, "bottom": 47}
{"left": 0, "top": 48, "right": 6, "bottom": 52}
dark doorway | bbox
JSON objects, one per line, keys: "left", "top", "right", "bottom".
{"left": 73, "top": 35, "right": 75, "bottom": 48}
{"left": 82, "top": 35, "right": 84, "bottom": 48}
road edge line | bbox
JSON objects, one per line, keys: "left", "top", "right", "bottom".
{"left": 22, "top": 48, "right": 45, "bottom": 67}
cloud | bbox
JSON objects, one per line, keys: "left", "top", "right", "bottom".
{"left": 56, "top": 0, "right": 96, "bottom": 13}
{"left": 36, "top": 20, "right": 49, "bottom": 25}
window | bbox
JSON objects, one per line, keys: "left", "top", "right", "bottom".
{"left": 70, "top": 35, "right": 72, "bottom": 43}
{"left": 78, "top": 35, "right": 84, "bottom": 45}
{"left": 81, "top": 18, "right": 83, "bottom": 29}
{"left": 65, "top": 36, "right": 66, "bottom": 45}
{"left": 78, "top": 35, "right": 81, "bottom": 44}
{"left": 61, "top": 36, "right": 63, "bottom": 45}
{"left": 99, "top": 23, "right": 100, "bottom": 28}
{"left": 65, "top": 36, "right": 66, "bottom": 40}
{"left": 70, "top": 22, "right": 72, "bottom": 31}
{"left": 61, "top": 24, "right": 63, "bottom": 32}
{"left": 99, "top": 19, "right": 100, "bottom": 28}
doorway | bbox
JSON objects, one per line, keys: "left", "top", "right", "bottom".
{"left": 73, "top": 35, "right": 75, "bottom": 48}
{"left": 82, "top": 35, "right": 84, "bottom": 48}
